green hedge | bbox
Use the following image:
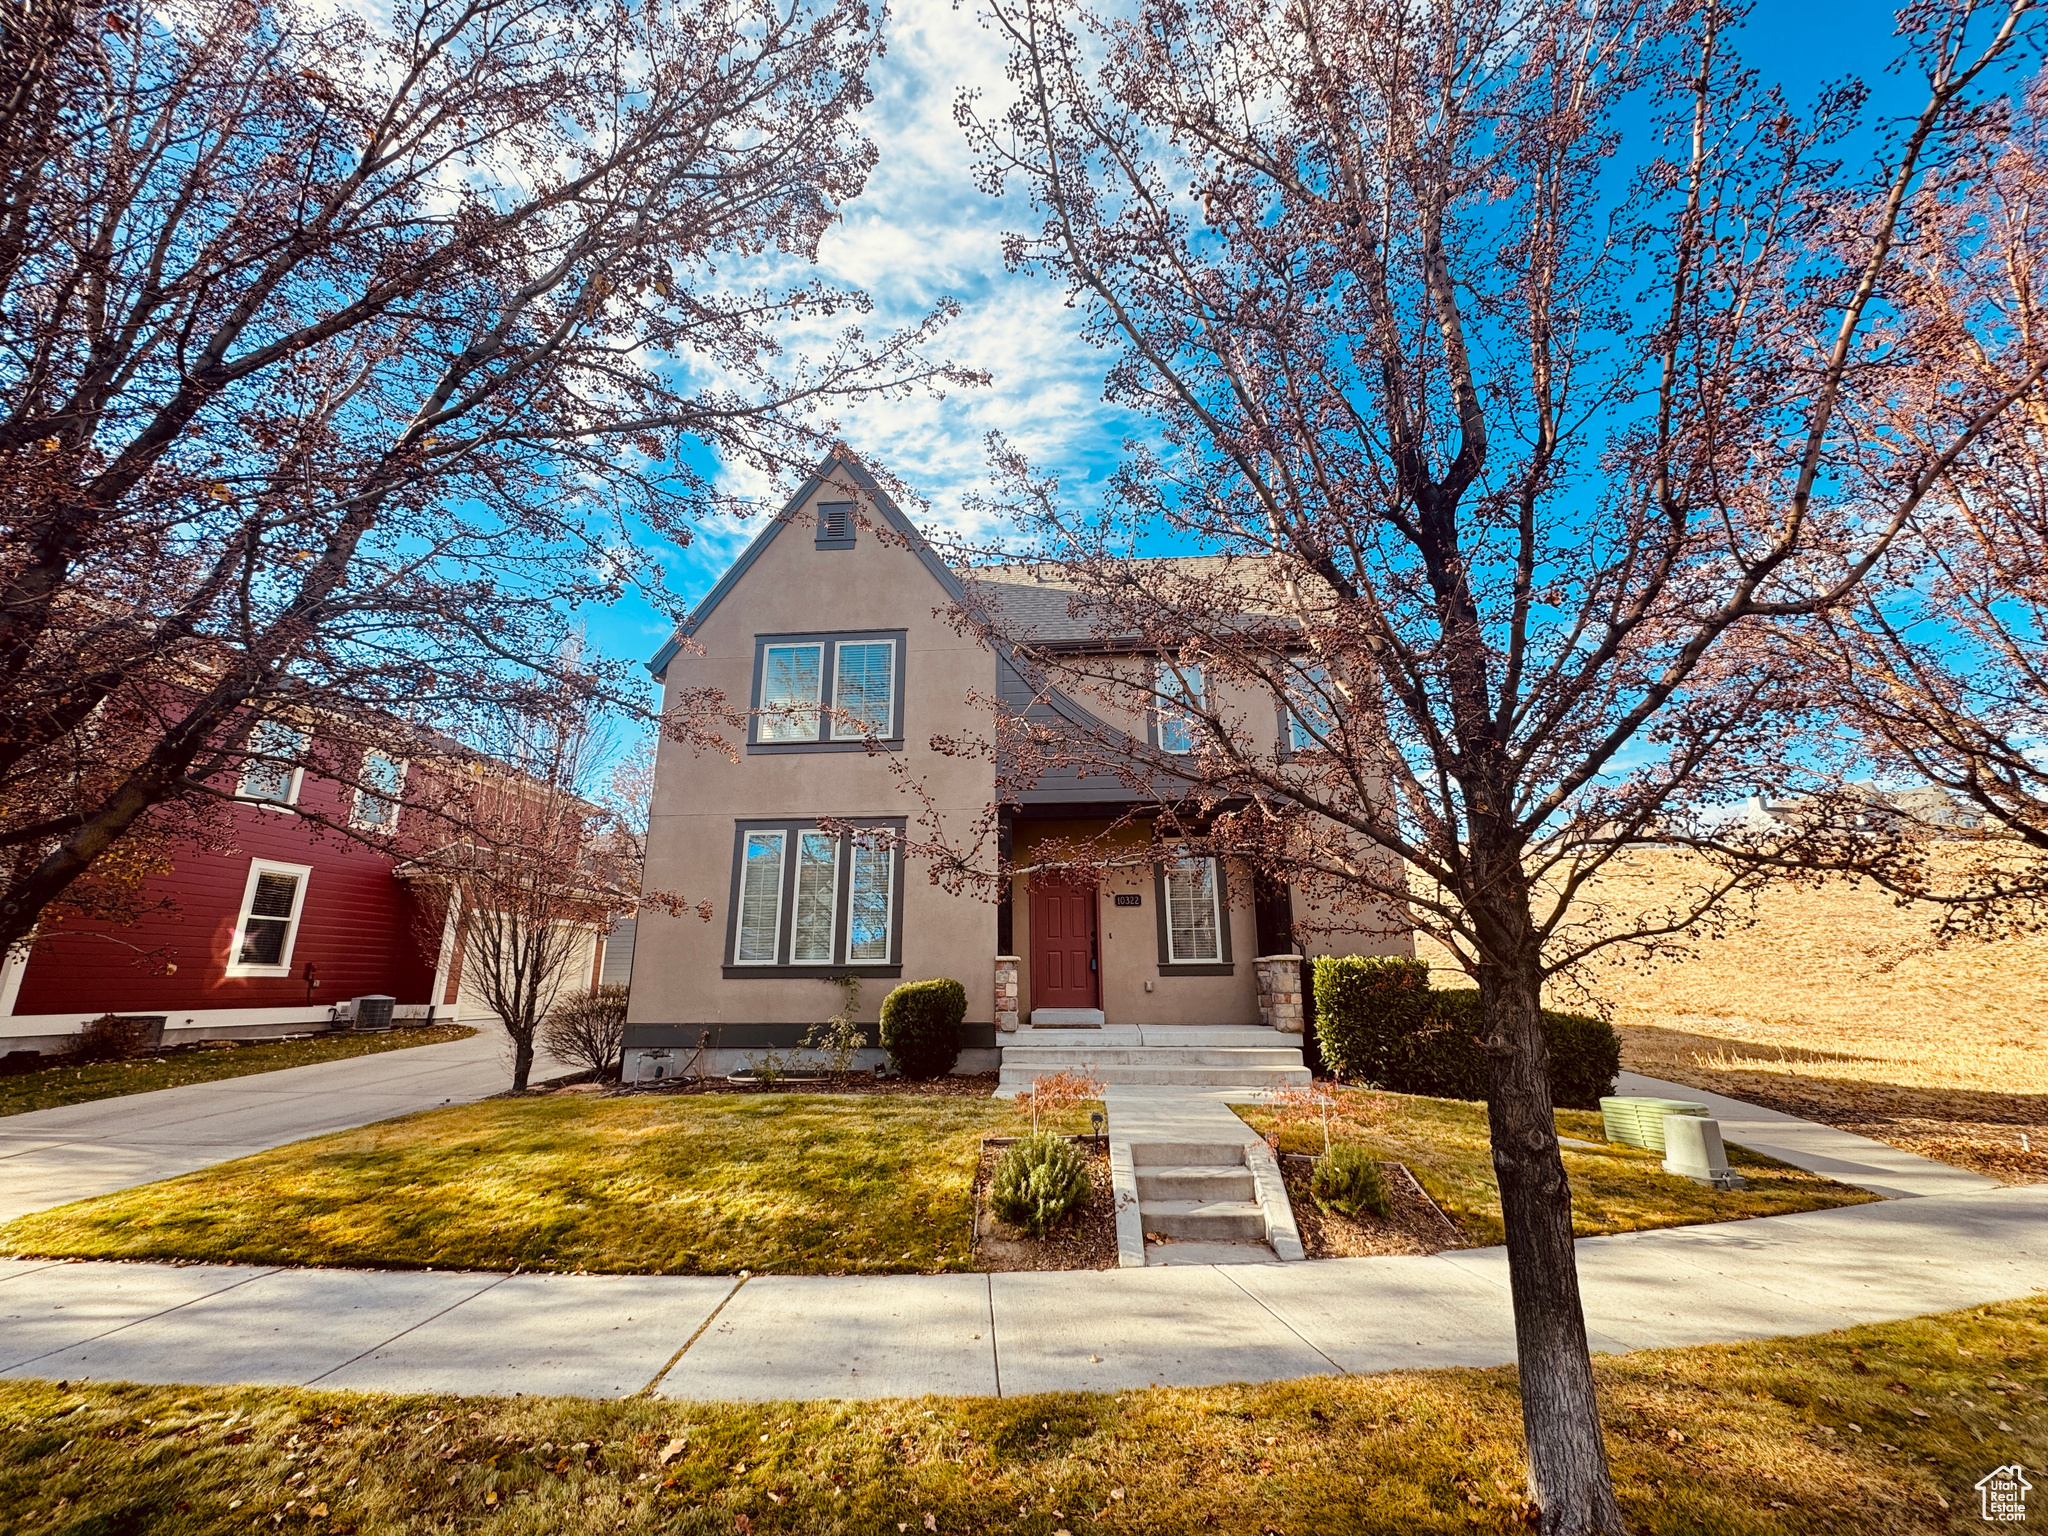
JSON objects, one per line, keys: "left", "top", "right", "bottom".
{"left": 878, "top": 977, "right": 966, "bottom": 1079}
{"left": 1309, "top": 959, "right": 1620, "bottom": 1109}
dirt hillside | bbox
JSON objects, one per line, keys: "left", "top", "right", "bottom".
{"left": 1412, "top": 847, "right": 2048, "bottom": 1182}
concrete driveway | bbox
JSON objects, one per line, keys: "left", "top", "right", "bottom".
{"left": 0, "top": 1027, "right": 558, "bottom": 1223}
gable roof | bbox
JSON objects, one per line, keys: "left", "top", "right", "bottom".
{"left": 646, "top": 448, "right": 970, "bottom": 680}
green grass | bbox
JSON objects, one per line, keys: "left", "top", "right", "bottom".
{"left": 1237, "top": 1086, "right": 1878, "bottom": 1245}
{"left": 2, "top": 1297, "right": 2041, "bottom": 1534}
{"left": 0, "top": 1025, "right": 476, "bottom": 1117}
{"left": 0, "top": 1092, "right": 1097, "bottom": 1275}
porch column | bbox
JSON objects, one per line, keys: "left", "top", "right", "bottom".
{"left": 994, "top": 955, "right": 1021, "bottom": 1032}
{"left": 1255, "top": 954, "right": 1304, "bottom": 1034}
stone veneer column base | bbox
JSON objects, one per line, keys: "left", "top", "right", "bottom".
{"left": 994, "top": 955, "right": 1021, "bottom": 1033}
{"left": 1254, "top": 954, "right": 1305, "bottom": 1035}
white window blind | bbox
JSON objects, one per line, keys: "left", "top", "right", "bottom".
{"left": 847, "top": 840, "right": 893, "bottom": 961}
{"left": 1164, "top": 857, "right": 1222, "bottom": 962}
{"left": 792, "top": 831, "right": 840, "bottom": 962}
{"left": 759, "top": 644, "right": 823, "bottom": 741}
{"left": 237, "top": 870, "right": 301, "bottom": 966}
{"left": 238, "top": 720, "right": 308, "bottom": 803}
{"left": 832, "top": 640, "right": 896, "bottom": 738}
{"left": 734, "top": 831, "right": 786, "bottom": 962}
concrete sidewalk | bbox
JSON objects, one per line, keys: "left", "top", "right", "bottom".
{"left": 1616, "top": 1071, "right": 2001, "bottom": 1199}
{"left": 0, "top": 1028, "right": 564, "bottom": 1223}
{"left": 5, "top": 1184, "right": 2042, "bottom": 1401}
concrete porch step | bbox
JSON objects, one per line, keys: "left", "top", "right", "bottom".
{"left": 1137, "top": 1198, "right": 1269, "bottom": 1241}
{"left": 1144, "top": 1239, "right": 1281, "bottom": 1266}
{"left": 999, "top": 1046, "right": 1308, "bottom": 1068}
{"left": 1135, "top": 1164, "right": 1256, "bottom": 1202}
{"left": 996, "top": 1063, "right": 1311, "bottom": 1092}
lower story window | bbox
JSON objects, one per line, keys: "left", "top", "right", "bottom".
{"left": 728, "top": 819, "right": 903, "bottom": 972}
{"left": 1163, "top": 856, "right": 1223, "bottom": 963}
{"left": 228, "top": 859, "right": 311, "bottom": 976}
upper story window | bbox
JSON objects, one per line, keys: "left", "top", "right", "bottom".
{"left": 749, "top": 631, "right": 906, "bottom": 754}
{"left": 351, "top": 752, "right": 407, "bottom": 832}
{"left": 726, "top": 818, "right": 903, "bottom": 975}
{"left": 1284, "top": 660, "right": 1336, "bottom": 754}
{"left": 227, "top": 858, "right": 311, "bottom": 976}
{"left": 815, "top": 500, "right": 856, "bottom": 549}
{"left": 237, "top": 719, "right": 309, "bottom": 806}
{"left": 1154, "top": 661, "right": 1205, "bottom": 754}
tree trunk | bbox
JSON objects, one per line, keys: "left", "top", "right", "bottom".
{"left": 1482, "top": 944, "right": 1627, "bottom": 1536}
{"left": 510, "top": 1031, "right": 534, "bottom": 1092}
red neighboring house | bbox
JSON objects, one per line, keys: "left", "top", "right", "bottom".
{"left": 0, "top": 724, "right": 457, "bottom": 1055}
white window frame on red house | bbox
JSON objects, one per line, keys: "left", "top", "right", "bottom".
{"left": 226, "top": 858, "right": 313, "bottom": 978}
{"left": 350, "top": 751, "right": 407, "bottom": 832}
{"left": 237, "top": 719, "right": 309, "bottom": 809}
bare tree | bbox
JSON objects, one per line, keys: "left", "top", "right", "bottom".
{"left": 414, "top": 711, "right": 631, "bottom": 1091}
{"left": 946, "top": 1, "right": 2038, "bottom": 1529}
{"left": 1801, "top": 75, "right": 2048, "bottom": 932}
{"left": 0, "top": 0, "right": 976, "bottom": 956}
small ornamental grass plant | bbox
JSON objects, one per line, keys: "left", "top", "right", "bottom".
{"left": 989, "top": 1131, "right": 1090, "bottom": 1238}
{"left": 1310, "top": 1142, "right": 1392, "bottom": 1221}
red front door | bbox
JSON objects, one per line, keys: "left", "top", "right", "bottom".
{"left": 1029, "top": 875, "right": 1099, "bottom": 1011}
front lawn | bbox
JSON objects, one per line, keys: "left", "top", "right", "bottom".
{"left": 2, "top": 1296, "right": 2041, "bottom": 1534}
{"left": 0, "top": 1025, "right": 476, "bottom": 1118}
{"left": 1237, "top": 1087, "right": 1877, "bottom": 1246}
{"left": 0, "top": 1092, "right": 1096, "bottom": 1276}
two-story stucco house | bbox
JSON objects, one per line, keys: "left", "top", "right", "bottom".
{"left": 622, "top": 449, "right": 1411, "bottom": 1088}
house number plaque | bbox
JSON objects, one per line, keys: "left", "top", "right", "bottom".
{"left": 1113, "top": 893, "right": 1142, "bottom": 907}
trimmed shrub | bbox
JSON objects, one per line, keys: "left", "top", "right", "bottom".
{"left": 74, "top": 1014, "right": 161, "bottom": 1062}
{"left": 1541, "top": 1007, "right": 1624, "bottom": 1111}
{"left": 1418, "top": 990, "right": 1620, "bottom": 1110}
{"left": 1310, "top": 955, "right": 1431, "bottom": 1083}
{"left": 1311, "top": 965, "right": 1620, "bottom": 1109}
{"left": 1310, "top": 1144, "right": 1392, "bottom": 1221}
{"left": 990, "top": 1132, "right": 1091, "bottom": 1237}
{"left": 540, "top": 984, "right": 629, "bottom": 1080}
{"left": 878, "top": 977, "right": 966, "bottom": 1078}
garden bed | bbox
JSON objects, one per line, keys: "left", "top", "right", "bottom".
{"left": 612, "top": 1071, "right": 1002, "bottom": 1099}
{"left": 1238, "top": 1087, "right": 1877, "bottom": 1244}
{"left": 1277, "top": 1153, "right": 1464, "bottom": 1257}
{"left": 970, "top": 1136, "right": 1117, "bottom": 1271}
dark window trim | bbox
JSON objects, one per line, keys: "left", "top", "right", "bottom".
{"left": 723, "top": 816, "right": 907, "bottom": 976}
{"left": 1153, "top": 854, "right": 1234, "bottom": 976}
{"left": 746, "top": 630, "right": 908, "bottom": 754}
{"left": 815, "top": 499, "right": 856, "bottom": 549}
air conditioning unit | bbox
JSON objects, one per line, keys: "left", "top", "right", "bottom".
{"left": 1599, "top": 1095, "right": 1709, "bottom": 1152}
{"left": 350, "top": 995, "right": 396, "bottom": 1032}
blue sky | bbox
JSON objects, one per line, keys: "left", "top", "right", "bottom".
{"left": 589, "top": 0, "right": 1959, "bottom": 712}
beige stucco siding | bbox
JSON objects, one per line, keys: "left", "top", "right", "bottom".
{"left": 632, "top": 472, "right": 1001, "bottom": 1028}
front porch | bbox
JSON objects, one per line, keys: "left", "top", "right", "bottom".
{"left": 992, "top": 1022, "right": 1311, "bottom": 1096}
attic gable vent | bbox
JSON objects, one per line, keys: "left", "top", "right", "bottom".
{"left": 816, "top": 501, "right": 855, "bottom": 549}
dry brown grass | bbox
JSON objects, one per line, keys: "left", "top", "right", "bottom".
{"left": 1414, "top": 847, "right": 2048, "bottom": 1182}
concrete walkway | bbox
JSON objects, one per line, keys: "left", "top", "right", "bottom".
{"left": 0, "top": 1028, "right": 564, "bottom": 1223}
{"left": 1616, "top": 1071, "right": 2001, "bottom": 1199}
{"left": 3, "top": 1183, "right": 2042, "bottom": 1400}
